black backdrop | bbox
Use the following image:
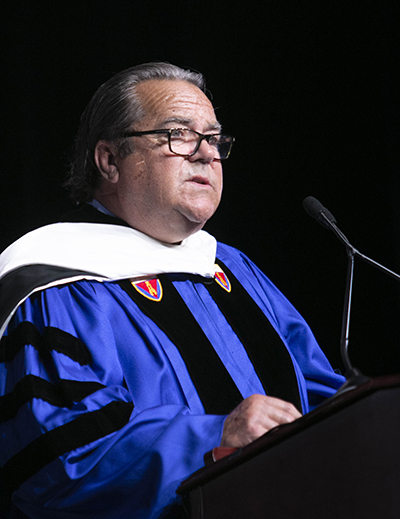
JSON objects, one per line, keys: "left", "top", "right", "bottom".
{"left": 2, "top": 1, "right": 400, "bottom": 378}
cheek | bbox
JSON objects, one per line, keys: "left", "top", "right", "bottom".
{"left": 141, "top": 168, "right": 177, "bottom": 211}
{"left": 215, "top": 167, "right": 223, "bottom": 196}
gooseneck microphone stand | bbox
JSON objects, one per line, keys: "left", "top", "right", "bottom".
{"left": 303, "top": 196, "right": 400, "bottom": 393}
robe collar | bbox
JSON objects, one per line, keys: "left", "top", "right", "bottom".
{"left": 0, "top": 222, "right": 217, "bottom": 282}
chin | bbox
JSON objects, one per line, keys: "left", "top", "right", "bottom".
{"left": 188, "top": 200, "right": 219, "bottom": 222}
{"left": 173, "top": 201, "right": 218, "bottom": 236}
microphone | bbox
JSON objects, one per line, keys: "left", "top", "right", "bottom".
{"left": 303, "top": 196, "right": 400, "bottom": 393}
{"left": 302, "top": 196, "right": 337, "bottom": 229}
{"left": 303, "top": 196, "right": 353, "bottom": 251}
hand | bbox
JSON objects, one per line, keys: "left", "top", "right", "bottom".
{"left": 220, "top": 394, "right": 302, "bottom": 449}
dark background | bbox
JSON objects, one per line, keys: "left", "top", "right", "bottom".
{"left": 2, "top": 1, "right": 400, "bottom": 378}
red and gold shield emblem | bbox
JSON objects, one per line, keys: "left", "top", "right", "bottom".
{"left": 214, "top": 267, "right": 231, "bottom": 293}
{"left": 131, "top": 278, "right": 163, "bottom": 302}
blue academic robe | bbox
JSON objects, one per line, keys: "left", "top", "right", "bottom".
{"left": 0, "top": 241, "right": 344, "bottom": 519}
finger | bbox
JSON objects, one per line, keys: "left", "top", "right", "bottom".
{"left": 220, "top": 394, "right": 302, "bottom": 448}
{"left": 262, "top": 396, "right": 302, "bottom": 421}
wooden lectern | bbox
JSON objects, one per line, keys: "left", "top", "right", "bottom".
{"left": 178, "top": 376, "right": 400, "bottom": 519}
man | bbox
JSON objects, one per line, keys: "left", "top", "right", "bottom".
{"left": 0, "top": 62, "right": 344, "bottom": 519}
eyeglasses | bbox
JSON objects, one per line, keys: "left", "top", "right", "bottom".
{"left": 121, "top": 128, "right": 235, "bottom": 160}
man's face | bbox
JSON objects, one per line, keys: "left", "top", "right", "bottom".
{"left": 108, "top": 79, "right": 223, "bottom": 243}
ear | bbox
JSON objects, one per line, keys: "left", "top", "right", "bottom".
{"left": 94, "top": 141, "right": 120, "bottom": 183}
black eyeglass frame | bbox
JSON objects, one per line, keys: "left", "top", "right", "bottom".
{"left": 120, "top": 128, "right": 235, "bottom": 159}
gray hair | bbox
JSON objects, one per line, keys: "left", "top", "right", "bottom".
{"left": 64, "top": 62, "right": 206, "bottom": 203}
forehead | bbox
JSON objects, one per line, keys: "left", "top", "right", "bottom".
{"left": 135, "top": 79, "right": 219, "bottom": 130}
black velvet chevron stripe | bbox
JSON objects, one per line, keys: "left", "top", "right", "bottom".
{"left": 0, "top": 263, "right": 101, "bottom": 339}
{"left": 118, "top": 278, "right": 244, "bottom": 415}
{"left": 0, "top": 375, "right": 106, "bottom": 423}
{"left": 1, "top": 401, "right": 134, "bottom": 504}
{"left": 0, "top": 321, "right": 92, "bottom": 365}
{"left": 208, "top": 261, "right": 302, "bottom": 411}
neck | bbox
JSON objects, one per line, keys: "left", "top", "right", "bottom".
{"left": 93, "top": 194, "right": 203, "bottom": 244}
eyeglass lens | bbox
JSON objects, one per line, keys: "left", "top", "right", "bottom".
{"left": 169, "top": 129, "right": 232, "bottom": 159}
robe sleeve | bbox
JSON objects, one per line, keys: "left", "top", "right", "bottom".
{"left": 0, "top": 281, "right": 225, "bottom": 519}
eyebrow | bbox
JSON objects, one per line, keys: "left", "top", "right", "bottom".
{"left": 160, "top": 117, "right": 222, "bottom": 133}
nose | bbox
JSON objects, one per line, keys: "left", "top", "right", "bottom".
{"left": 187, "top": 138, "right": 218, "bottom": 164}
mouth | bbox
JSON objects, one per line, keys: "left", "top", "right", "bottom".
{"left": 188, "top": 175, "right": 211, "bottom": 186}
